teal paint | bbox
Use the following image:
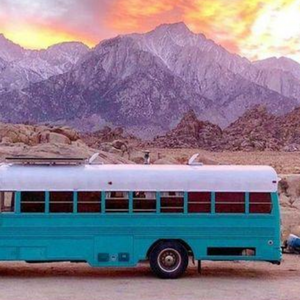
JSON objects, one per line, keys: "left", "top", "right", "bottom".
{"left": 184, "top": 192, "right": 188, "bottom": 214}
{"left": 45, "top": 191, "right": 50, "bottom": 214}
{"left": 101, "top": 191, "right": 105, "bottom": 214}
{"left": 211, "top": 192, "right": 216, "bottom": 214}
{"left": 15, "top": 192, "right": 21, "bottom": 214}
{"left": 245, "top": 192, "right": 250, "bottom": 214}
{"left": 129, "top": 192, "right": 133, "bottom": 214}
{"left": 73, "top": 192, "right": 78, "bottom": 214}
{"left": 156, "top": 192, "right": 161, "bottom": 214}
{"left": 0, "top": 191, "right": 281, "bottom": 268}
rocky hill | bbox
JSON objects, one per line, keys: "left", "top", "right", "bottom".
{"left": 222, "top": 106, "right": 300, "bottom": 151}
{"left": 81, "top": 126, "right": 140, "bottom": 158}
{"left": 0, "top": 123, "right": 132, "bottom": 164}
{"left": 220, "top": 106, "right": 281, "bottom": 151}
{"left": 152, "top": 106, "right": 300, "bottom": 151}
{"left": 0, "top": 23, "right": 299, "bottom": 138}
{"left": 151, "top": 110, "right": 222, "bottom": 149}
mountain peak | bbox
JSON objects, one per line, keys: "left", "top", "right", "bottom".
{"left": 152, "top": 22, "right": 192, "bottom": 35}
{"left": 0, "top": 33, "right": 25, "bottom": 62}
{"left": 45, "top": 42, "right": 90, "bottom": 56}
{"left": 0, "top": 33, "right": 13, "bottom": 44}
{"left": 254, "top": 55, "right": 300, "bottom": 79}
{"left": 255, "top": 56, "right": 299, "bottom": 66}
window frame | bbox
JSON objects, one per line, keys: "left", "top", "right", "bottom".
{"left": 215, "top": 192, "right": 246, "bottom": 214}
{"left": 0, "top": 191, "right": 15, "bottom": 213}
{"left": 77, "top": 191, "right": 102, "bottom": 214}
{"left": 132, "top": 191, "right": 156, "bottom": 213}
{"left": 105, "top": 191, "right": 129, "bottom": 213}
{"left": 160, "top": 191, "right": 185, "bottom": 214}
{"left": 20, "top": 191, "right": 46, "bottom": 214}
{"left": 49, "top": 191, "right": 74, "bottom": 214}
{"left": 10, "top": 190, "right": 274, "bottom": 216}
{"left": 188, "top": 192, "right": 211, "bottom": 214}
{"left": 249, "top": 192, "right": 273, "bottom": 214}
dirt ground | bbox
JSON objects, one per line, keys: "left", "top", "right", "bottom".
{"left": 0, "top": 255, "right": 299, "bottom": 300}
{"left": 142, "top": 149, "right": 300, "bottom": 174}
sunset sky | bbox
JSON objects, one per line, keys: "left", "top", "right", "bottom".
{"left": 0, "top": 0, "right": 299, "bottom": 62}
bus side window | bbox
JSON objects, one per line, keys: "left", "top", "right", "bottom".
{"left": 106, "top": 192, "right": 129, "bottom": 213}
{"left": 0, "top": 192, "right": 15, "bottom": 213}
{"left": 215, "top": 192, "right": 245, "bottom": 213}
{"left": 21, "top": 192, "right": 45, "bottom": 213}
{"left": 161, "top": 192, "right": 184, "bottom": 213}
{"left": 249, "top": 193, "right": 272, "bottom": 214}
{"left": 188, "top": 192, "right": 211, "bottom": 213}
{"left": 50, "top": 192, "right": 73, "bottom": 213}
{"left": 77, "top": 192, "right": 101, "bottom": 213}
{"left": 133, "top": 191, "right": 156, "bottom": 213}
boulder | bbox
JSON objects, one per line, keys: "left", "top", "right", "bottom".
{"left": 0, "top": 123, "right": 80, "bottom": 146}
{"left": 51, "top": 126, "right": 79, "bottom": 141}
{"left": 39, "top": 131, "right": 71, "bottom": 145}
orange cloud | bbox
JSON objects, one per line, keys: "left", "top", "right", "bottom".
{"left": 1, "top": 0, "right": 300, "bottom": 61}
{"left": 181, "top": 0, "right": 263, "bottom": 52}
{"left": 107, "top": 0, "right": 262, "bottom": 53}
{"left": 0, "top": 0, "right": 111, "bottom": 49}
{"left": 107, "top": 0, "right": 300, "bottom": 61}
{"left": 107, "top": 0, "right": 182, "bottom": 33}
{"left": 0, "top": 22, "right": 95, "bottom": 50}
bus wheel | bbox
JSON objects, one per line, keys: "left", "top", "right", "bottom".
{"left": 149, "top": 241, "right": 188, "bottom": 279}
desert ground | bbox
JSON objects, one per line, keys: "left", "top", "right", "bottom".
{"left": 0, "top": 255, "right": 298, "bottom": 300}
{"left": 137, "top": 148, "right": 300, "bottom": 174}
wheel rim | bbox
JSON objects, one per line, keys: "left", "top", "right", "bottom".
{"left": 157, "top": 248, "right": 182, "bottom": 273}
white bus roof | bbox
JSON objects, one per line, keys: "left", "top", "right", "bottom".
{"left": 0, "top": 164, "right": 278, "bottom": 192}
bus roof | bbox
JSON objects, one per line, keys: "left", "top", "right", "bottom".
{"left": 0, "top": 164, "right": 278, "bottom": 192}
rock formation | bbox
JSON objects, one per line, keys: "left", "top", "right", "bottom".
{"left": 0, "top": 123, "right": 132, "bottom": 164}
{"left": 150, "top": 106, "right": 300, "bottom": 151}
{"left": 81, "top": 126, "right": 140, "bottom": 158}
{"left": 151, "top": 110, "right": 222, "bottom": 150}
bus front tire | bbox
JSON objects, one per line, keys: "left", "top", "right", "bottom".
{"left": 149, "top": 241, "right": 189, "bottom": 279}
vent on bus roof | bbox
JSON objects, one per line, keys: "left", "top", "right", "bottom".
{"left": 5, "top": 156, "right": 86, "bottom": 166}
{"left": 188, "top": 153, "right": 203, "bottom": 166}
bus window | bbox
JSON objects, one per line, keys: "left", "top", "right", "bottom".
{"left": 21, "top": 192, "right": 45, "bottom": 213}
{"left": 249, "top": 193, "right": 272, "bottom": 214}
{"left": 133, "top": 192, "right": 156, "bottom": 213}
{"left": 215, "top": 192, "right": 245, "bottom": 213}
{"left": 50, "top": 192, "right": 73, "bottom": 213}
{"left": 78, "top": 192, "right": 101, "bottom": 213}
{"left": 161, "top": 192, "right": 184, "bottom": 213}
{"left": 188, "top": 192, "right": 211, "bottom": 213}
{"left": 0, "top": 192, "right": 14, "bottom": 213}
{"left": 106, "top": 192, "right": 129, "bottom": 213}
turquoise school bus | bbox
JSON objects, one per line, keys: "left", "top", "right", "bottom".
{"left": 0, "top": 158, "right": 281, "bottom": 278}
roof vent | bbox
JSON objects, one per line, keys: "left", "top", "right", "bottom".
{"left": 188, "top": 153, "right": 203, "bottom": 166}
{"left": 88, "top": 153, "right": 100, "bottom": 165}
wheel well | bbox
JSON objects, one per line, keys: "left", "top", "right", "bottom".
{"left": 146, "top": 239, "right": 194, "bottom": 258}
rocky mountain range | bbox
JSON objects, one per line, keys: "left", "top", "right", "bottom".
{"left": 0, "top": 23, "right": 299, "bottom": 139}
{"left": 0, "top": 35, "right": 89, "bottom": 92}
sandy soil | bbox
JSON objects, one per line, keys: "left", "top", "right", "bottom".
{"left": 141, "top": 149, "right": 300, "bottom": 174}
{"left": 0, "top": 255, "right": 299, "bottom": 300}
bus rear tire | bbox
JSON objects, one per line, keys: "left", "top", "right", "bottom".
{"left": 149, "top": 241, "right": 188, "bottom": 279}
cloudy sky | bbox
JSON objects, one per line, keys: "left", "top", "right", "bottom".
{"left": 0, "top": 0, "right": 299, "bottom": 61}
